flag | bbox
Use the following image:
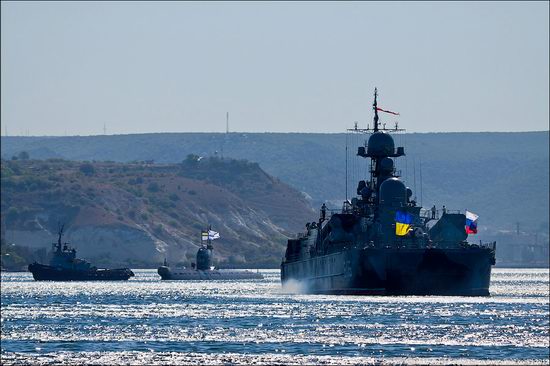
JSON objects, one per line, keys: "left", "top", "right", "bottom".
{"left": 208, "top": 230, "right": 220, "bottom": 240}
{"left": 376, "top": 107, "right": 400, "bottom": 116}
{"left": 201, "top": 231, "right": 209, "bottom": 241}
{"left": 465, "top": 210, "right": 478, "bottom": 234}
{"left": 395, "top": 210, "right": 413, "bottom": 236}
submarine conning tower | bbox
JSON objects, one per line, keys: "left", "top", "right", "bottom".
{"left": 356, "top": 88, "right": 406, "bottom": 205}
{"left": 196, "top": 241, "right": 213, "bottom": 270}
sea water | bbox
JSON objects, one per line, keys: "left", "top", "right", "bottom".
{"left": 1, "top": 268, "right": 548, "bottom": 365}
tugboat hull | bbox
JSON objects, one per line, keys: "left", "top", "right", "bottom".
{"left": 28, "top": 263, "right": 134, "bottom": 281}
{"left": 281, "top": 247, "right": 494, "bottom": 296}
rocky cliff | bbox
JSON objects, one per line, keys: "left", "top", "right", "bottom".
{"left": 1, "top": 157, "right": 315, "bottom": 269}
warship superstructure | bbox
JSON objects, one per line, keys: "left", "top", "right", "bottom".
{"left": 281, "top": 89, "right": 496, "bottom": 296}
{"left": 28, "top": 225, "right": 134, "bottom": 281}
{"left": 158, "top": 228, "right": 263, "bottom": 280}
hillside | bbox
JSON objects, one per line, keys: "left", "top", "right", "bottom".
{"left": 0, "top": 157, "right": 315, "bottom": 270}
{"left": 2, "top": 131, "right": 548, "bottom": 235}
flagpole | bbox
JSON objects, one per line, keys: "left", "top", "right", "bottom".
{"left": 345, "top": 130, "right": 348, "bottom": 202}
{"left": 413, "top": 157, "right": 417, "bottom": 203}
{"left": 419, "top": 157, "right": 423, "bottom": 207}
{"left": 373, "top": 88, "right": 379, "bottom": 132}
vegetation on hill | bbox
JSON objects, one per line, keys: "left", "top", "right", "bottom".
{"left": 2, "top": 131, "right": 547, "bottom": 235}
{"left": 0, "top": 157, "right": 315, "bottom": 270}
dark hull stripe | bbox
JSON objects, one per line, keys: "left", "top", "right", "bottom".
{"left": 28, "top": 263, "right": 134, "bottom": 281}
{"left": 281, "top": 247, "right": 493, "bottom": 296}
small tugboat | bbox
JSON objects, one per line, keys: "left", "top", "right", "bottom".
{"left": 158, "top": 227, "right": 263, "bottom": 280}
{"left": 28, "top": 225, "right": 134, "bottom": 281}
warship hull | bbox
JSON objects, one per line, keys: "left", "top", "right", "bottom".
{"left": 158, "top": 266, "right": 263, "bottom": 280}
{"left": 281, "top": 247, "right": 494, "bottom": 296}
{"left": 28, "top": 263, "right": 134, "bottom": 281}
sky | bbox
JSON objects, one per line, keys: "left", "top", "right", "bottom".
{"left": 1, "top": 1, "right": 549, "bottom": 135}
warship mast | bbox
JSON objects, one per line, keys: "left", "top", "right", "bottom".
{"left": 373, "top": 87, "right": 379, "bottom": 132}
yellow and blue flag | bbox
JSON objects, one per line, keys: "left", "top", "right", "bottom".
{"left": 395, "top": 211, "right": 413, "bottom": 236}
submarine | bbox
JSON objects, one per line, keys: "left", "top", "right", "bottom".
{"left": 158, "top": 228, "right": 263, "bottom": 280}
{"left": 281, "top": 88, "right": 496, "bottom": 296}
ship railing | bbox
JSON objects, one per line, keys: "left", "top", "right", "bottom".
{"left": 329, "top": 206, "right": 360, "bottom": 215}
{"left": 477, "top": 241, "right": 497, "bottom": 251}
{"left": 317, "top": 206, "right": 358, "bottom": 222}
{"left": 318, "top": 208, "right": 338, "bottom": 220}
{"left": 419, "top": 208, "right": 438, "bottom": 220}
{"left": 420, "top": 208, "right": 464, "bottom": 219}
{"left": 443, "top": 209, "right": 462, "bottom": 214}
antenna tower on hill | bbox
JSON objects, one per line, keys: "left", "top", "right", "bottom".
{"left": 226, "top": 112, "right": 229, "bottom": 134}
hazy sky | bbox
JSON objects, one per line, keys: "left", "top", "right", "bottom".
{"left": 1, "top": 1, "right": 548, "bottom": 135}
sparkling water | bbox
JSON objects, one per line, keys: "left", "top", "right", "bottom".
{"left": 1, "top": 268, "right": 548, "bottom": 365}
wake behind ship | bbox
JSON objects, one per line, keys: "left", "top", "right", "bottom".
{"left": 281, "top": 89, "right": 496, "bottom": 296}
{"left": 28, "top": 225, "right": 134, "bottom": 281}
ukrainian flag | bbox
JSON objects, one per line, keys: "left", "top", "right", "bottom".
{"left": 395, "top": 210, "right": 413, "bottom": 236}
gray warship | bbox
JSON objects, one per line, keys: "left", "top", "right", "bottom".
{"left": 28, "top": 225, "right": 134, "bottom": 281}
{"left": 281, "top": 89, "right": 496, "bottom": 296}
{"left": 158, "top": 228, "right": 263, "bottom": 280}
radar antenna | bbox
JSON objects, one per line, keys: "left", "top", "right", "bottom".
{"left": 373, "top": 88, "right": 379, "bottom": 132}
{"left": 54, "top": 223, "right": 65, "bottom": 252}
{"left": 347, "top": 88, "right": 404, "bottom": 134}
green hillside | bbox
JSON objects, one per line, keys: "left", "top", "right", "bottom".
{"left": 1, "top": 157, "right": 315, "bottom": 270}
{"left": 2, "top": 131, "right": 548, "bottom": 234}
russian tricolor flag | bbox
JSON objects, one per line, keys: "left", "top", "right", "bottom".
{"left": 465, "top": 210, "right": 478, "bottom": 234}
